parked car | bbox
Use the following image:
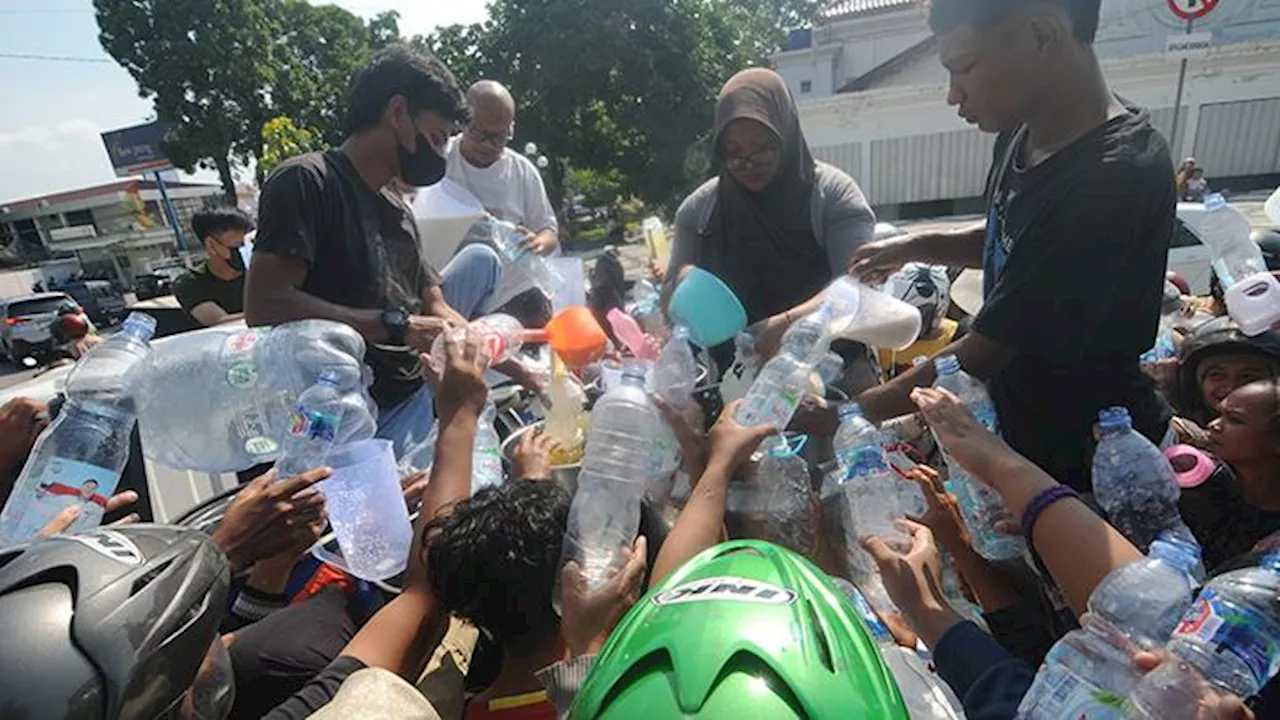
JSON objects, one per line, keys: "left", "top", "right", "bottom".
{"left": 134, "top": 273, "right": 175, "bottom": 301}
{"left": 55, "top": 280, "right": 128, "bottom": 327}
{"left": 1, "top": 292, "right": 85, "bottom": 362}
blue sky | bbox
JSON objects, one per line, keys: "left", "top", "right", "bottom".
{"left": 0, "top": 1, "right": 489, "bottom": 203}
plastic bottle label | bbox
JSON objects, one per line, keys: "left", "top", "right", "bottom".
{"left": 746, "top": 389, "right": 802, "bottom": 429}
{"left": 220, "top": 329, "right": 263, "bottom": 361}
{"left": 837, "top": 445, "right": 890, "bottom": 482}
{"left": 1030, "top": 664, "right": 1124, "bottom": 718}
{"left": 288, "top": 408, "right": 339, "bottom": 442}
{"left": 1173, "top": 588, "right": 1280, "bottom": 688}
{"left": 7, "top": 458, "right": 118, "bottom": 542}
{"left": 235, "top": 398, "right": 279, "bottom": 457}
{"left": 970, "top": 405, "right": 999, "bottom": 434}
{"left": 226, "top": 362, "right": 259, "bottom": 389}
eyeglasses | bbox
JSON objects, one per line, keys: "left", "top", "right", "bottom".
{"left": 466, "top": 124, "right": 513, "bottom": 148}
{"left": 724, "top": 146, "right": 780, "bottom": 171}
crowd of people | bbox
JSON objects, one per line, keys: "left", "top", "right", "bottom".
{"left": 2, "top": 0, "right": 1280, "bottom": 718}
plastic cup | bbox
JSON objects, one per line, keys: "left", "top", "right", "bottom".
{"left": 310, "top": 439, "right": 413, "bottom": 581}
{"left": 830, "top": 281, "right": 922, "bottom": 350}
{"left": 527, "top": 306, "right": 608, "bottom": 367}
{"left": 668, "top": 267, "right": 748, "bottom": 348}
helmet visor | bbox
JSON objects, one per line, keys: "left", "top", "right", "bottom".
{"left": 181, "top": 638, "right": 236, "bottom": 720}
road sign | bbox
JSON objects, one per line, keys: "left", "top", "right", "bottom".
{"left": 1166, "top": 31, "right": 1213, "bottom": 58}
{"left": 1167, "top": 0, "right": 1219, "bottom": 22}
{"left": 100, "top": 122, "right": 174, "bottom": 178}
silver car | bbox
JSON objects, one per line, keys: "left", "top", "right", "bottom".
{"left": 1, "top": 292, "right": 82, "bottom": 362}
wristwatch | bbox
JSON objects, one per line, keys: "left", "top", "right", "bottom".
{"left": 380, "top": 307, "right": 410, "bottom": 346}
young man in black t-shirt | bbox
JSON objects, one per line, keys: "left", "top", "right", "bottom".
{"left": 847, "top": 0, "right": 1174, "bottom": 493}
{"left": 247, "top": 44, "right": 527, "bottom": 458}
{"left": 174, "top": 206, "right": 254, "bottom": 327}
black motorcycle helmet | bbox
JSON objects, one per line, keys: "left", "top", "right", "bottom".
{"left": 0, "top": 525, "right": 231, "bottom": 719}
{"left": 1176, "top": 315, "right": 1280, "bottom": 425}
{"left": 1253, "top": 228, "right": 1280, "bottom": 272}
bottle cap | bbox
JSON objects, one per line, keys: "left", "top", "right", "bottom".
{"left": 1204, "top": 193, "right": 1227, "bottom": 212}
{"left": 121, "top": 312, "right": 157, "bottom": 342}
{"left": 1097, "top": 406, "right": 1132, "bottom": 430}
{"left": 837, "top": 403, "right": 864, "bottom": 422}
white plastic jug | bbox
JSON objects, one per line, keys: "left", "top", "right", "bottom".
{"left": 311, "top": 439, "right": 414, "bottom": 581}
{"left": 827, "top": 278, "right": 922, "bottom": 350}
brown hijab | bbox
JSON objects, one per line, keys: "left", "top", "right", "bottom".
{"left": 698, "top": 68, "right": 827, "bottom": 325}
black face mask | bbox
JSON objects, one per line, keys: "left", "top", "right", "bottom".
{"left": 398, "top": 132, "right": 446, "bottom": 187}
{"left": 226, "top": 248, "right": 246, "bottom": 273}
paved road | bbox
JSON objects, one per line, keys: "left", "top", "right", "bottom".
{"left": 0, "top": 360, "right": 41, "bottom": 391}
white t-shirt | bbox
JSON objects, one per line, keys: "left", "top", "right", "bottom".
{"left": 444, "top": 136, "right": 560, "bottom": 312}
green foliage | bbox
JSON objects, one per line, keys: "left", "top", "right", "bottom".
{"left": 93, "top": 0, "right": 405, "bottom": 198}
{"left": 416, "top": 0, "right": 820, "bottom": 212}
{"left": 566, "top": 167, "right": 625, "bottom": 208}
{"left": 259, "top": 116, "right": 319, "bottom": 179}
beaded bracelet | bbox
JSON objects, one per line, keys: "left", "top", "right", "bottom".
{"left": 1021, "top": 485, "right": 1081, "bottom": 547}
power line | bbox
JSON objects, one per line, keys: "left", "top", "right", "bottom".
{"left": 0, "top": 52, "right": 113, "bottom": 63}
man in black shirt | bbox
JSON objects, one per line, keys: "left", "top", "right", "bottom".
{"left": 175, "top": 206, "right": 254, "bottom": 326}
{"left": 247, "top": 44, "right": 518, "bottom": 457}
{"left": 847, "top": 0, "right": 1174, "bottom": 493}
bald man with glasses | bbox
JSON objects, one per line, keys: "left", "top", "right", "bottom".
{"left": 444, "top": 80, "right": 560, "bottom": 323}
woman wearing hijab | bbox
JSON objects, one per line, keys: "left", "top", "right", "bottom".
{"left": 665, "top": 68, "right": 877, "bottom": 374}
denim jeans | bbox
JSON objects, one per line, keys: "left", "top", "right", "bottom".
{"left": 375, "top": 244, "right": 503, "bottom": 459}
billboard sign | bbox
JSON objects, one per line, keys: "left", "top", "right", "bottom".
{"left": 100, "top": 122, "right": 175, "bottom": 178}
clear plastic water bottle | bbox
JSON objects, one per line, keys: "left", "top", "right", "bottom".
{"left": 398, "top": 420, "right": 437, "bottom": 476}
{"left": 0, "top": 313, "right": 156, "bottom": 544}
{"left": 274, "top": 370, "right": 344, "bottom": 479}
{"left": 628, "top": 279, "right": 666, "bottom": 336}
{"left": 831, "top": 404, "right": 909, "bottom": 550}
{"left": 472, "top": 402, "right": 504, "bottom": 492}
{"left": 1166, "top": 551, "right": 1280, "bottom": 698}
{"left": 557, "top": 361, "right": 670, "bottom": 592}
{"left": 1199, "top": 194, "right": 1280, "bottom": 335}
{"left": 654, "top": 326, "right": 698, "bottom": 407}
{"left": 134, "top": 320, "right": 377, "bottom": 473}
{"left": 489, "top": 217, "right": 561, "bottom": 298}
{"left": 932, "top": 355, "right": 1024, "bottom": 561}
{"left": 429, "top": 313, "right": 530, "bottom": 370}
{"left": 1092, "top": 407, "right": 1185, "bottom": 551}
{"left": 1015, "top": 538, "right": 1202, "bottom": 719}
{"left": 729, "top": 435, "right": 817, "bottom": 557}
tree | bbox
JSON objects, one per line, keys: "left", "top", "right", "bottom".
{"left": 416, "top": 0, "right": 821, "bottom": 214}
{"left": 268, "top": 0, "right": 374, "bottom": 147}
{"left": 259, "top": 116, "right": 319, "bottom": 179}
{"left": 368, "top": 10, "right": 402, "bottom": 49}
{"left": 94, "top": 0, "right": 279, "bottom": 199}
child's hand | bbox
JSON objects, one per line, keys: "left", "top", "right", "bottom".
{"left": 512, "top": 427, "right": 558, "bottom": 480}
{"left": 427, "top": 326, "right": 489, "bottom": 420}
{"left": 707, "top": 399, "right": 777, "bottom": 470}
{"left": 653, "top": 395, "right": 707, "bottom": 482}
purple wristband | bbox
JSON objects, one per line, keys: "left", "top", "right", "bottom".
{"left": 1021, "top": 485, "right": 1080, "bottom": 547}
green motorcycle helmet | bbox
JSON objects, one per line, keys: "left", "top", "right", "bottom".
{"left": 569, "top": 540, "right": 908, "bottom": 719}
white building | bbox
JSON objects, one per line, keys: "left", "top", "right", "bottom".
{"left": 0, "top": 179, "right": 222, "bottom": 282}
{"left": 774, "top": 0, "right": 1280, "bottom": 218}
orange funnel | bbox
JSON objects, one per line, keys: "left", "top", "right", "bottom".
{"left": 523, "top": 306, "right": 608, "bottom": 367}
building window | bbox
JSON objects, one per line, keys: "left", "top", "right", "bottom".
{"left": 65, "top": 209, "right": 95, "bottom": 228}
{"left": 800, "top": 80, "right": 812, "bottom": 94}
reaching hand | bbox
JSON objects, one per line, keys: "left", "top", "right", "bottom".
{"left": 746, "top": 314, "right": 789, "bottom": 360}
{"left": 1130, "top": 653, "right": 1255, "bottom": 720}
{"left": 402, "top": 315, "right": 449, "bottom": 352}
{"left": 911, "top": 386, "right": 1015, "bottom": 482}
{"left": 653, "top": 395, "right": 708, "bottom": 482}
{"left": 860, "top": 518, "right": 963, "bottom": 647}
{"left": 428, "top": 327, "right": 489, "bottom": 420}
{"left": 511, "top": 427, "right": 558, "bottom": 480}
{"left": 37, "top": 490, "right": 141, "bottom": 537}
{"left": 847, "top": 233, "right": 918, "bottom": 285}
{"left": 401, "top": 469, "right": 431, "bottom": 512}
{"left": 790, "top": 394, "right": 840, "bottom": 437}
{"left": 560, "top": 536, "right": 648, "bottom": 657}
{"left": 707, "top": 399, "right": 779, "bottom": 470}
{"left": 211, "top": 467, "right": 330, "bottom": 571}
{"left": 905, "top": 465, "right": 973, "bottom": 554}
{"left": 520, "top": 228, "right": 558, "bottom": 256}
